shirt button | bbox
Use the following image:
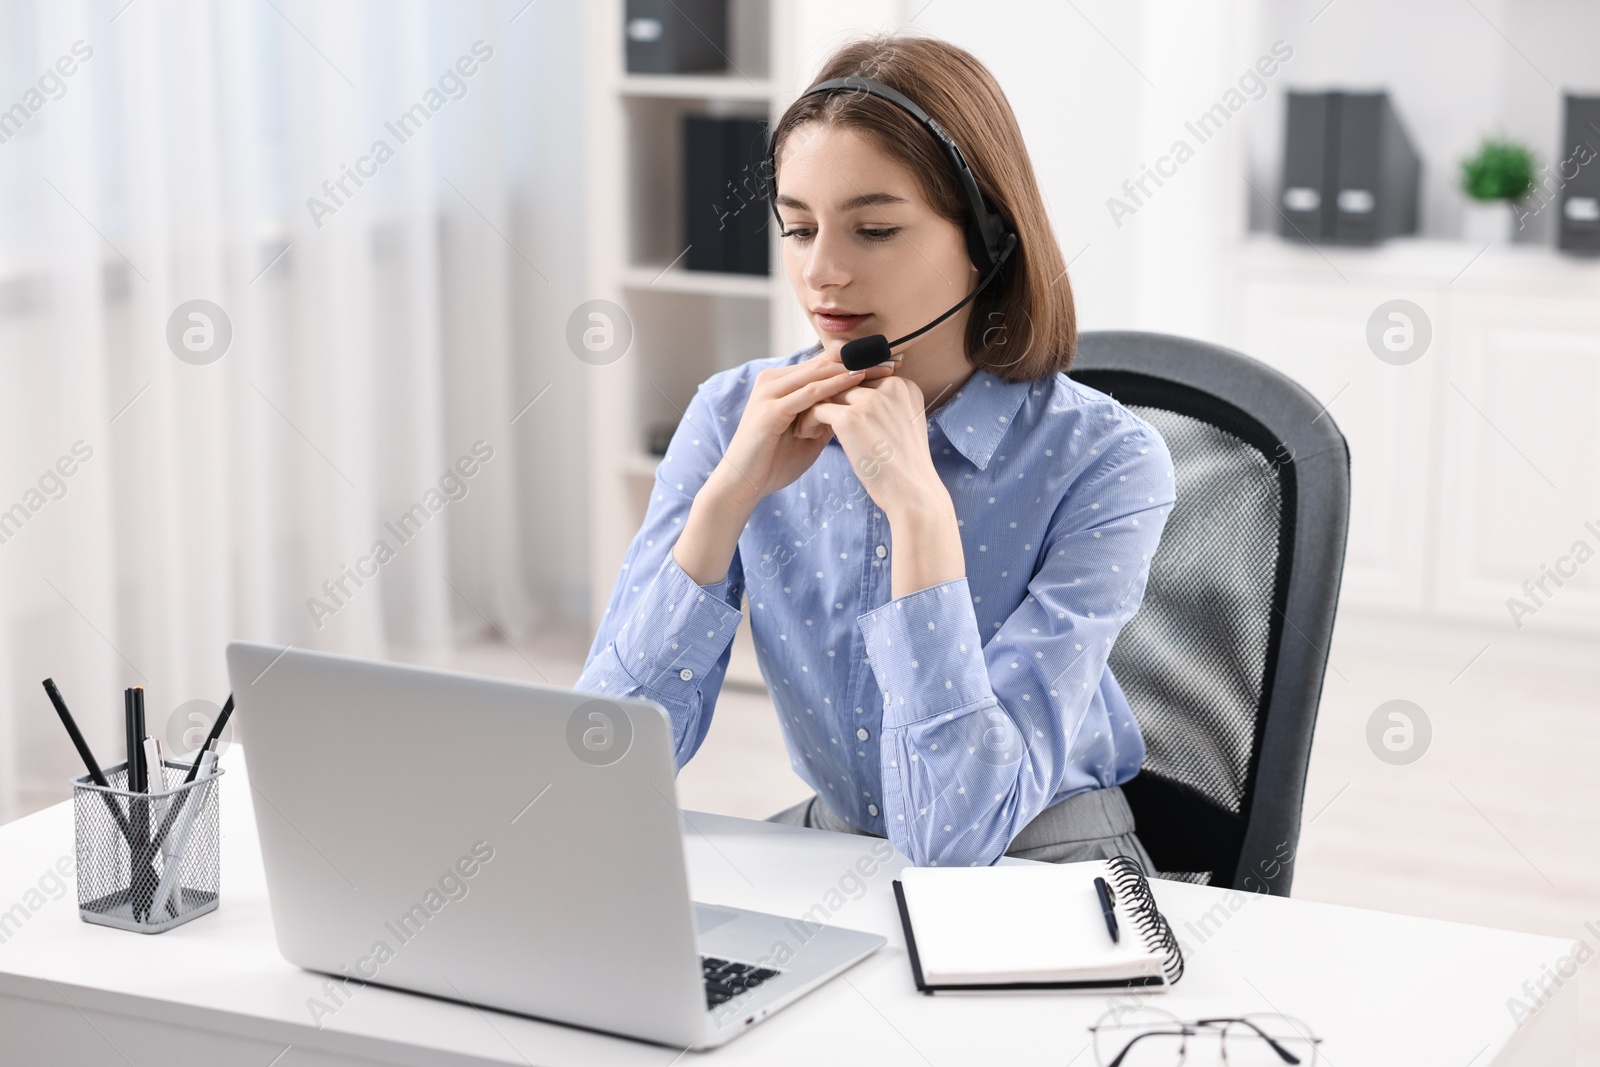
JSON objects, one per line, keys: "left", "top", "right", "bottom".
{"left": 867, "top": 804, "right": 879, "bottom": 817}
{"left": 678, "top": 668, "right": 694, "bottom": 681}
{"left": 875, "top": 545, "right": 887, "bottom": 559}
{"left": 856, "top": 727, "right": 869, "bottom": 741}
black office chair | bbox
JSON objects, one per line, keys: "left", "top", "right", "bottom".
{"left": 1069, "top": 331, "right": 1350, "bottom": 897}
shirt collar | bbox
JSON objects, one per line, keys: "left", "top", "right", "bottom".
{"left": 926, "top": 368, "right": 1034, "bottom": 471}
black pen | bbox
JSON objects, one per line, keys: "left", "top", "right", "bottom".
{"left": 43, "top": 679, "right": 134, "bottom": 843}
{"left": 44, "top": 678, "right": 110, "bottom": 787}
{"left": 124, "top": 687, "right": 144, "bottom": 919}
{"left": 1094, "top": 876, "right": 1120, "bottom": 944}
{"left": 132, "top": 686, "right": 157, "bottom": 919}
{"left": 132, "top": 686, "right": 148, "bottom": 792}
{"left": 123, "top": 687, "right": 139, "bottom": 791}
{"left": 156, "top": 693, "right": 236, "bottom": 851}
{"left": 182, "top": 693, "right": 233, "bottom": 784}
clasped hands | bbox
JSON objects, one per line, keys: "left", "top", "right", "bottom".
{"left": 715, "top": 348, "right": 948, "bottom": 523}
{"left": 789, "top": 350, "right": 942, "bottom": 517}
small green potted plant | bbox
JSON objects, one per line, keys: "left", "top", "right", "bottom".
{"left": 1459, "top": 137, "right": 1536, "bottom": 243}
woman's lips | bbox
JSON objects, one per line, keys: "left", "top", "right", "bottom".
{"left": 816, "top": 312, "right": 870, "bottom": 333}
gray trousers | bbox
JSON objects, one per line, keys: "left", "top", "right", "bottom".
{"left": 766, "top": 784, "right": 1157, "bottom": 871}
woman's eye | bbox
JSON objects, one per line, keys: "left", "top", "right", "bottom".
{"left": 780, "top": 227, "right": 900, "bottom": 243}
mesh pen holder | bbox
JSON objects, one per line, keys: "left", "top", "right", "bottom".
{"left": 73, "top": 758, "right": 223, "bottom": 933}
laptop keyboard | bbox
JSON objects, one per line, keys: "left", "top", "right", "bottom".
{"left": 701, "top": 956, "right": 781, "bottom": 1008}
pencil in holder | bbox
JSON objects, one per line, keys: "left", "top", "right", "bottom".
{"left": 72, "top": 758, "right": 223, "bottom": 933}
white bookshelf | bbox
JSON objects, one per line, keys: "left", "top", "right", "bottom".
{"left": 583, "top": 1, "right": 905, "bottom": 688}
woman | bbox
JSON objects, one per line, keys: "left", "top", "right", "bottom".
{"left": 575, "top": 33, "right": 1175, "bottom": 869}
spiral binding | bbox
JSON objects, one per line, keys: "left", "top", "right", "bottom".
{"left": 1107, "top": 853, "right": 1186, "bottom": 985}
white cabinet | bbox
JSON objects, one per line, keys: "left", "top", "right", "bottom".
{"left": 1435, "top": 292, "right": 1600, "bottom": 632}
{"left": 1235, "top": 276, "right": 1441, "bottom": 614}
{"left": 1230, "top": 237, "right": 1600, "bottom": 638}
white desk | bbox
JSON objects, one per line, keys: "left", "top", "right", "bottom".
{"left": 0, "top": 749, "right": 1580, "bottom": 1065}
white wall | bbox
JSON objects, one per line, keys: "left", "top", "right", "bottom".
{"left": 915, "top": 0, "right": 1151, "bottom": 335}
{"left": 510, "top": 0, "right": 593, "bottom": 622}
{"left": 915, "top": 0, "right": 1269, "bottom": 345}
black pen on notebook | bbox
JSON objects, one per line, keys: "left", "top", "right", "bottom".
{"left": 1093, "top": 876, "right": 1120, "bottom": 944}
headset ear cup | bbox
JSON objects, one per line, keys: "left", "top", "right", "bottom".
{"left": 968, "top": 214, "right": 1015, "bottom": 277}
{"left": 964, "top": 232, "right": 991, "bottom": 276}
{"left": 969, "top": 193, "right": 1015, "bottom": 274}
{"left": 998, "top": 230, "right": 1019, "bottom": 265}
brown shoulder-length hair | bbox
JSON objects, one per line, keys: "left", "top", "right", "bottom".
{"left": 768, "top": 32, "right": 1075, "bottom": 381}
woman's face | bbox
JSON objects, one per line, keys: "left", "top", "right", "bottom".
{"left": 774, "top": 123, "right": 977, "bottom": 367}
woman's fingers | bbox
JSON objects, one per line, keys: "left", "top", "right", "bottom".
{"left": 753, "top": 351, "right": 899, "bottom": 446}
{"left": 788, "top": 361, "right": 902, "bottom": 427}
{"left": 766, "top": 348, "right": 896, "bottom": 394}
{"left": 793, "top": 407, "right": 828, "bottom": 440}
{"left": 762, "top": 350, "right": 852, "bottom": 395}
{"left": 791, "top": 361, "right": 901, "bottom": 438}
{"left": 773, "top": 368, "right": 865, "bottom": 421}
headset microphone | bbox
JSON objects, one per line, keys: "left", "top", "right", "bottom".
{"left": 839, "top": 231, "right": 1016, "bottom": 371}
{"left": 766, "top": 76, "right": 1021, "bottom": 373}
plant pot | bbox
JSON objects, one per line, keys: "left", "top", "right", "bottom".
{"left": 1461, "top": 199, "right": 1515, "bottom": 243}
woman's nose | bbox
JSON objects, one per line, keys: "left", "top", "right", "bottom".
{"left": 800, "top": 226, "right": 852, "bottom": 291}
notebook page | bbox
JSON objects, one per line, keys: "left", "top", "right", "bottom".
{"left": 900, "top": 862, "right": 1165, "bottom": 985}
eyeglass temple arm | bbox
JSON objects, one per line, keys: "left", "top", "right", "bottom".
{"left": 1105, "top": 1027, "right": 1196, "bottom": 1067}
{"left": 1194, "top": 1018, "right": 1303, "bottom": 1064}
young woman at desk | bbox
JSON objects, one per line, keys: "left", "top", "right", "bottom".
{"left": 576, "top": 33, "right": 1175, "bottom": 869}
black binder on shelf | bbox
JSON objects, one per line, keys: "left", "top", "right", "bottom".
{"left": 892, "top": 854, "right": 1185, "bottom": 993}
{"left": 683, "top": 115, "right": 770, "bottom": 275}
{"left": 1557, "top": 94, "right": 1600, "bottom": 256}
{"left": 624, "top": 0, "right": 728, "bottom": 75}
{"left": 1279, "top": 91, "right": 1338, "bottom": 239}
{"left": 1278, "top": 90, "right": 1419, "bottom": 245}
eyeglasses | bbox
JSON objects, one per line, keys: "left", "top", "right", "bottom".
{"left": 1088, "top": 1007, "right": 1322, "bottom": 1066}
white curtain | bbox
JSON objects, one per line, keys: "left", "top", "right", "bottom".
{"left": 0, "top": 0, "right": 580, "bottom": 821}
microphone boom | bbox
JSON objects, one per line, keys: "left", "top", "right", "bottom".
{"left": 840, "top": 232, "right": 1018, "bottom": 371}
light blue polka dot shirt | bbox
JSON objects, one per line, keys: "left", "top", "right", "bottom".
{"left": 577, "top": 344, "right": 1177, "bottom": 867}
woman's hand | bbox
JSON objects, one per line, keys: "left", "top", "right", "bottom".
{"left": 712, "top": 349, "right": 898, "bottom": 508}
{"left": 804, "top": 371, "right": 945, "bottom": 520}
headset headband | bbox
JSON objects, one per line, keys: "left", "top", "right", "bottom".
{"left": 764, "top": 75, "right": 1017, "bottom": 276}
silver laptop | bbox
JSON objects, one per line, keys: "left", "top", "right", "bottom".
{"left": 225, "top": 641, "right": 884, "bottom": 1049}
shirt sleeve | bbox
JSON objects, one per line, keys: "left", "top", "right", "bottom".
{"left": 573, "top": 380, "right": 746, "bottom": 768}
{"left": 855, "top": 424, "right": 1176, "bottom": 867}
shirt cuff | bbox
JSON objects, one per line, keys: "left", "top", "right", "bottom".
{"left": 611, "top": 551, "right": 744, "bottom": 704}
{"left": 856, "top": 576, "right": 991, "bottom": 728}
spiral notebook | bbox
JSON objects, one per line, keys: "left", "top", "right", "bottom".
{"left": 892, "top": 855, "right": 1185, "bottom": 992}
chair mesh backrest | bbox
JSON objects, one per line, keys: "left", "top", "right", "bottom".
{"left": 1072, "top": 372, "right": 1296, "bottom": 886}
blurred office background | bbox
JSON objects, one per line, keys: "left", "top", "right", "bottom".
{"left": 0, "top": 0, "right": 1596, "bottom": 1009}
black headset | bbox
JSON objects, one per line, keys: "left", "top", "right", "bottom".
{"left": 763, "top": 75, "right": 1021, "bottom": 369}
